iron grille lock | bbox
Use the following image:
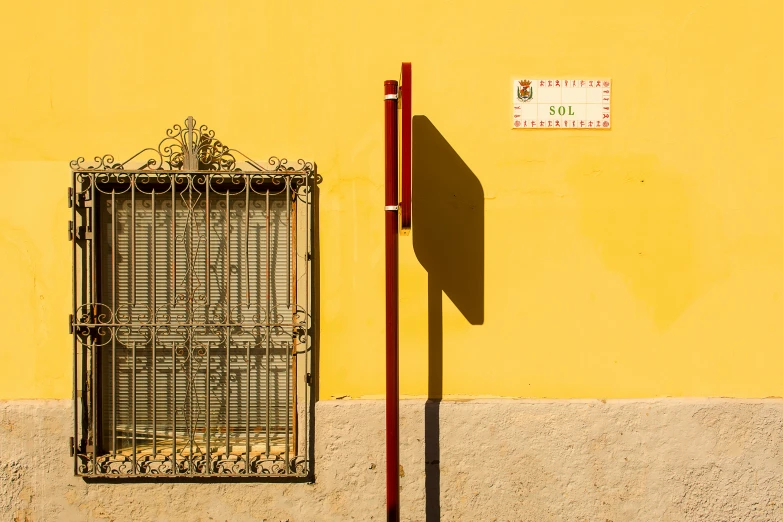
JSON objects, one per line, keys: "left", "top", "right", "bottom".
{"left": 70, "top": 117, "right": 315, "bottom": 477}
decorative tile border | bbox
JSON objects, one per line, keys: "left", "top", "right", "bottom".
{"left": 512, "top": 79, "right": 611, "bottom": 129}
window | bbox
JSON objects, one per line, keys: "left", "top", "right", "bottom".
{"left": 70, "top": 118, "right": 314, "bottom": 477}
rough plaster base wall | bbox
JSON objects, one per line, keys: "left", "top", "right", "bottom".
{"left": 2, "top": 399, "right": 783, "bottom": 522}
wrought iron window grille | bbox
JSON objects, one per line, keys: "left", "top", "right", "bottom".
{"left": 70, "top": 117, "right": 315, "bottom": 478}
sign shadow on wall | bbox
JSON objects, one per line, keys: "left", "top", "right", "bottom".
{"left": 412, "top": 116, "right": 484, "bottom": 521}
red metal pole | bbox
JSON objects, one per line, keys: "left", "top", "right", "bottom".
{"left": 384, "top": 79, "right": 400, "bottom": 522}
{"left": 399, "top": 63, "right": 412, "bottom": 232}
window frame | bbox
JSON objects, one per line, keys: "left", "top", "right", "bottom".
{"left": 69, "top": 117, "right": 315, "bottom": 478}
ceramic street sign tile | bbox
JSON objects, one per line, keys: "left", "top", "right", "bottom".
{"left": 512, "top": 79, "right": 611, "bottom": 129}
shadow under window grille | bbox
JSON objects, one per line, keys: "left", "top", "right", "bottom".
{"left": 71, "top": 122, "right": 314, "bottom": 478}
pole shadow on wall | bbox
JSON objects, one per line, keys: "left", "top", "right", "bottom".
{"left": 412, "top": 116, "right": 484, "bottom": 521}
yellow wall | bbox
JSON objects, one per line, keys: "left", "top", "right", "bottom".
{"left": 2, "top": 0, "right": 783, "bottom": 400}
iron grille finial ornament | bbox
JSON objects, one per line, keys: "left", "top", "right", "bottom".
{"left": 70, "top": 116, "right": 316, "bottom": 175}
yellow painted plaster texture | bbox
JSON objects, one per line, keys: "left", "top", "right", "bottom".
{"left": 1, "top": 1, "right": 782, "bottom": 399}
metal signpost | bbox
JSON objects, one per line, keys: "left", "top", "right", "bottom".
{"left": 384, "top": 62, "right": 411, "bottom": 522}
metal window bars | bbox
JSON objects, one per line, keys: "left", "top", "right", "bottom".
{"left": 70, "top": 117, "right": 314, "bottom": 477}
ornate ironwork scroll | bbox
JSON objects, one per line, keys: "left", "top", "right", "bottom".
{"left": 71, "top": 117, "right": 314, "bottom": 478}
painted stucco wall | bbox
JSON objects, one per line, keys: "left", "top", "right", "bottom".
{"left": 3, "top": 399, "right": 783, "bottom": 521}
{"left": 2, "top": 0, "right": 783, "bottom": 401}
